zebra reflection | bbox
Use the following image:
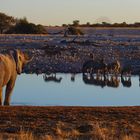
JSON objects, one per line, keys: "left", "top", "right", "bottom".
{"left": 43, "top": 73, "right": 62, "bottom": 83}
{"left": 82, "top": 73, "right": 120, "bottom": 88}
{"left": 139, "top": 74, "right": 140, "bottom": 87}
{"left": 121, "top": 76, "right": 132, "bottom": 88}
{"left": 71, "top": 73, "right": 76, "bottom": 82}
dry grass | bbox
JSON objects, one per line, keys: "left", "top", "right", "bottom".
{"left": 0, "top": 126, "right": 138, "bottom": 140}
{"left": 0, "top": 106, "right": 139, "bottom": 140}
{"left": 0, "top": 132, "right": 34, "bottom": 140}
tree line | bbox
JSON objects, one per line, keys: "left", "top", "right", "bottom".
{"left": 1, "top": 12, "right": 140, "bottom": 34}
{"left": 63, "top": 20, "right": 140, "bottom": 28}
{"left": 0, "top": 12, "right": 47, "bottom": 34}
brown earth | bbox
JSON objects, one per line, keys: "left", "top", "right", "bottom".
{"left": 0, "top": 106, "right": 139, "bottom": 139}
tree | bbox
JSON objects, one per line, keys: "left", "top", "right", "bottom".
{"left": 7, "top": 17, "right": 47, "bottom": 34}
{"left": 86, "top": 22, "right": 90, "bottom": 27}
{"left": 35, "top": 24, "right": 47, "bottom": 34}
{"left": 120, "top": 22, "right": 127, "bottom": 27}
{"left": 0, "top": 12, "right": 15, "bottom": 33}
{"left": 62, "top": 24, "right": 67, "bottom": 27}
{"left": 134, "top": 22, "right": 140, "bottom": 27}
{"left": 73, "top": 20, "right": 80, "bottom": 27}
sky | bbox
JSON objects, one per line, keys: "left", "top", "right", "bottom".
{"left": 0, "top": 0, "right": 140, "bottom": 26}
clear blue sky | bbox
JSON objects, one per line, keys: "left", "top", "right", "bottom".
{"left": 0, "top": 0, "right": 140, "bottom": 25}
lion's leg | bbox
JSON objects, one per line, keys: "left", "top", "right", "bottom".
{"left": 0, "top": 88, "right": 3, "bottom": 105}
{"left": 4, "top": 79, "right": 16, "bottom": 106}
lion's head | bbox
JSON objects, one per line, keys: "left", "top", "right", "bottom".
{"left": 14, "top": 49, "right": 33, "bottom": 74}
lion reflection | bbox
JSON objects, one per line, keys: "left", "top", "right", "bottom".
{"left": 43, "top": 73, "right": 62, "bottom": 83}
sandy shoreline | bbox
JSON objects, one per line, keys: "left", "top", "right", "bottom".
{"left": 0, "top": 28, "right": 140, "bottom": 74}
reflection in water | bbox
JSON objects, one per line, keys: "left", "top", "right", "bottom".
{"left": 10, "top": 74, "right": 140, "bottom": 106}
{"left": 82, "top": 73, "right": 120, "bottom": 88}
{"left": 82, "top": 74, "right": 106, "bottom": 88}
{"left": 43, "top": 73, "right": 62, "bottom": 83}
{"left": 71, "top": 73, "right": 76, "bottom": 82}
{"left": 121, "top": 76, "right": 132, "bottom": 88}
{"left": 139, "top": 75, "right": 140, "bottom": 87}
{"left": 42, "top": 72, "right": 135, "bottom": 88}
{"left": 106, "top": 76, "right": 120, "bottom": 88}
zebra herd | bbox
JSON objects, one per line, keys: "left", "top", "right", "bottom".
{"left": 82, "top": 59, "right": 133, "bottom": 88}
{"left": 82, "top": 59, "right": 131, "bottom": 78}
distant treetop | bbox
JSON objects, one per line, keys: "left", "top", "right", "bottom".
{"left": 1, "top": 12, "right": 140, "bottom": 34}
{"left": 0, "top": 12, "right": 15, "bottom": 33}
{"left": 62, "top": 20, "right": 140, "bottom": 28}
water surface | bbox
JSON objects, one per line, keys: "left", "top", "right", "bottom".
{"left": 10, "top": 74, "right": 140, "bottom": 106}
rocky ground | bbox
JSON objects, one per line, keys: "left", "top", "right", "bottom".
{"left": 0, "top": 28, "right": 140, "bottom": 74}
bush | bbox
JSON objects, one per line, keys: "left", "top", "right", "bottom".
{"left": 67, "top": 27, "right": 84, "bottom": 35}
{"left": 7, "top": 18, "right": 47, "bottom": 34}
{"left": 0, "top": 12, "right": 15, "bottom": 33}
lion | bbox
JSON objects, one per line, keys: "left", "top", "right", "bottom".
{"left": 0, "top": 49, "right": 33, "bottom": 105}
